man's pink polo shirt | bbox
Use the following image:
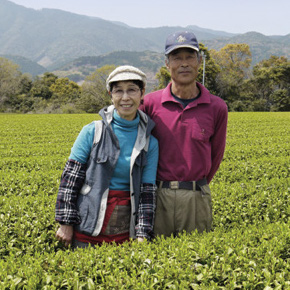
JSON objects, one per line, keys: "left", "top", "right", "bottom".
{"left": 140, "top": 82, "right": 228, "bottom": 183}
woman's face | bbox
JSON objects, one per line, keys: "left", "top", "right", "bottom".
{"left": 111, "top": 81, "right": 144, "bottom": 121}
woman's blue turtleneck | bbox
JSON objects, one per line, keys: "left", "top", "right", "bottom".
{"left": 69, "top": 109, "right": 158, "bottom": 191}
{"left": 109, "top": 110, "right": 139, "bottom": 190}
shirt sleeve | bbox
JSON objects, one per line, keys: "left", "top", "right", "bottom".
{"left": 135, "top": 183, "right": 157, "bottom": 240}
{"left": 69, "top": 122, "right": 95, "bottom": 164}
{"left": 207, "top": 104, "right": 228, "bottom": 183}
{"left": 136, "top": 134, "right": 158, "bottom": 239}
{"left": 55, "top": 159, "right": 86, "bottom": 225}
{"left": 141, "top": 135, "right": 159, "bottom": 184}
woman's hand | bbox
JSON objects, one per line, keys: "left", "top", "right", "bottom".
{"left": 56, "top": 225, "right": 74, "bottom": 247}
{"left": 137, "top": 237, "right": 145, "bottom": 242}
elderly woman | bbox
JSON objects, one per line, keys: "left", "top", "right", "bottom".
{"left": 55, "top": 66, "right": 158, "bottom": 248}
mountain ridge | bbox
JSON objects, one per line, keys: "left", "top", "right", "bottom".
{"left": 0, "top": 0, "right": 289, "bottom": 75}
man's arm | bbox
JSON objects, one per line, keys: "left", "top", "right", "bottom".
{"left": 207, "top": 105, "right": 228, "bottom": 183}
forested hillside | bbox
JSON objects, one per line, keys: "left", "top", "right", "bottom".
{"left": 53, "top": 51, "right": 165, "bottom": 88}
{"left": 0, "top": 0, "right": 289, "bottom": 69}
{"left": 0, "top": 54, "right": 46, "bottom": 76}
{"left": 205, "top": 32, "right": 290, "bottom": 64}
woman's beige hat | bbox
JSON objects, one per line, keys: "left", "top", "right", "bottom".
{"left": 106, "top": 65, "right": 147, "bottom": 91}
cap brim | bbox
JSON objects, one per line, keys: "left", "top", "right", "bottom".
{"left": 165, "top": 44, "right": 199, "bottom": 55}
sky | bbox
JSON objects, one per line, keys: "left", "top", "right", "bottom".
{"left": 10, "top": 0, "right": 290, "bottom": 36}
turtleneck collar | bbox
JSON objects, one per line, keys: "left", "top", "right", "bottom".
{"left": 113, "top": 109, "right": 140, "bottom": 128}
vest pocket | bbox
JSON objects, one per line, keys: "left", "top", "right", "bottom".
{"left": 93, "top": 155, "right": 108, "bottom": 163}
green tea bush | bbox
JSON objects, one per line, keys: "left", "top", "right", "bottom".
{"left": 0, "top": 112, "right": 289, "bottom": 289}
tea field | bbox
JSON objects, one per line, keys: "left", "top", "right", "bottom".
{"left": 0, "top": 112, "right": 289, "bottom": 289}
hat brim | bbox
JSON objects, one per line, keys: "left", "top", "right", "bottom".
{"left": 106, "top": 72, "right": 145, "bottom": 91}
{"left": 165, "top": 44, "right": 199, "bottom": 55}
{"left": 109, "top": 72, "right": 143, "bottom": 84}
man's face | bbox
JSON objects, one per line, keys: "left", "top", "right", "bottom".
{"left": 166, "top": 48, "right": 201, "bottom": 86}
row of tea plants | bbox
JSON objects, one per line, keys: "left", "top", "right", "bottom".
{"left": 0, "top": 112, "right": 289, "bottom": 288}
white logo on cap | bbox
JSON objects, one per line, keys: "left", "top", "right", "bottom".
{"left": 177, "top": 35, "right": 187, "bottom": 43}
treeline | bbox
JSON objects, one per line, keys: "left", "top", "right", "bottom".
{"left": 0, "top": 43, "right": 289, "bottom": 113}
{"left": 0, "top": 61, "right": 114, "bottom": 114}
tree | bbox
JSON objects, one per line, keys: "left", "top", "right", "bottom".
{"left": 77, "top": 65, "right": 115, "bottom": 113}
{"left": 246, "top": 56, "right": 290, "bottom": 111}
{"left": 154, "top": 66, "right": 171, "bottom": 90}
{"left": 197, "top": 43, "right": 221, "bottom": 95}
{"left": 30, "top": 72, "right": 58, "bottom": 100}
{"left": 50, "top": 77, "right": 81, "bottom": 104}
{"left": 211, "top": 43, "right": 252, "bottom": 108}
{"left": 18, "top": 73, "right": 33, "bottom": 95}
{"left": 0, "top": 57, "right": 23, "bottom": 111}
{"left": 11, "top": 73, "right": 34, "bottom": 113}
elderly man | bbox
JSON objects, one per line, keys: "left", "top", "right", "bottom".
{"left": 140, "top": 31, "right": 228, "bottom": 237}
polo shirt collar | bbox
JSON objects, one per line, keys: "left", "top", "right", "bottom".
{"left": 161, "top": 82, "right": 211, "bottom": 108}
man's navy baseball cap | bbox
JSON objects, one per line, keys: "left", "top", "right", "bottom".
{"left": 165, "top": 31, "right": 199, "bottom": 55}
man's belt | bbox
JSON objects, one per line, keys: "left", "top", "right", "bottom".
{"left": 156, "top": 178, "right": 207, "bottom": 191}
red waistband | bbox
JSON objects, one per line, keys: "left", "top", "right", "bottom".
{"left": 108, "top": 190, "right": 130, "bottom": 197}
